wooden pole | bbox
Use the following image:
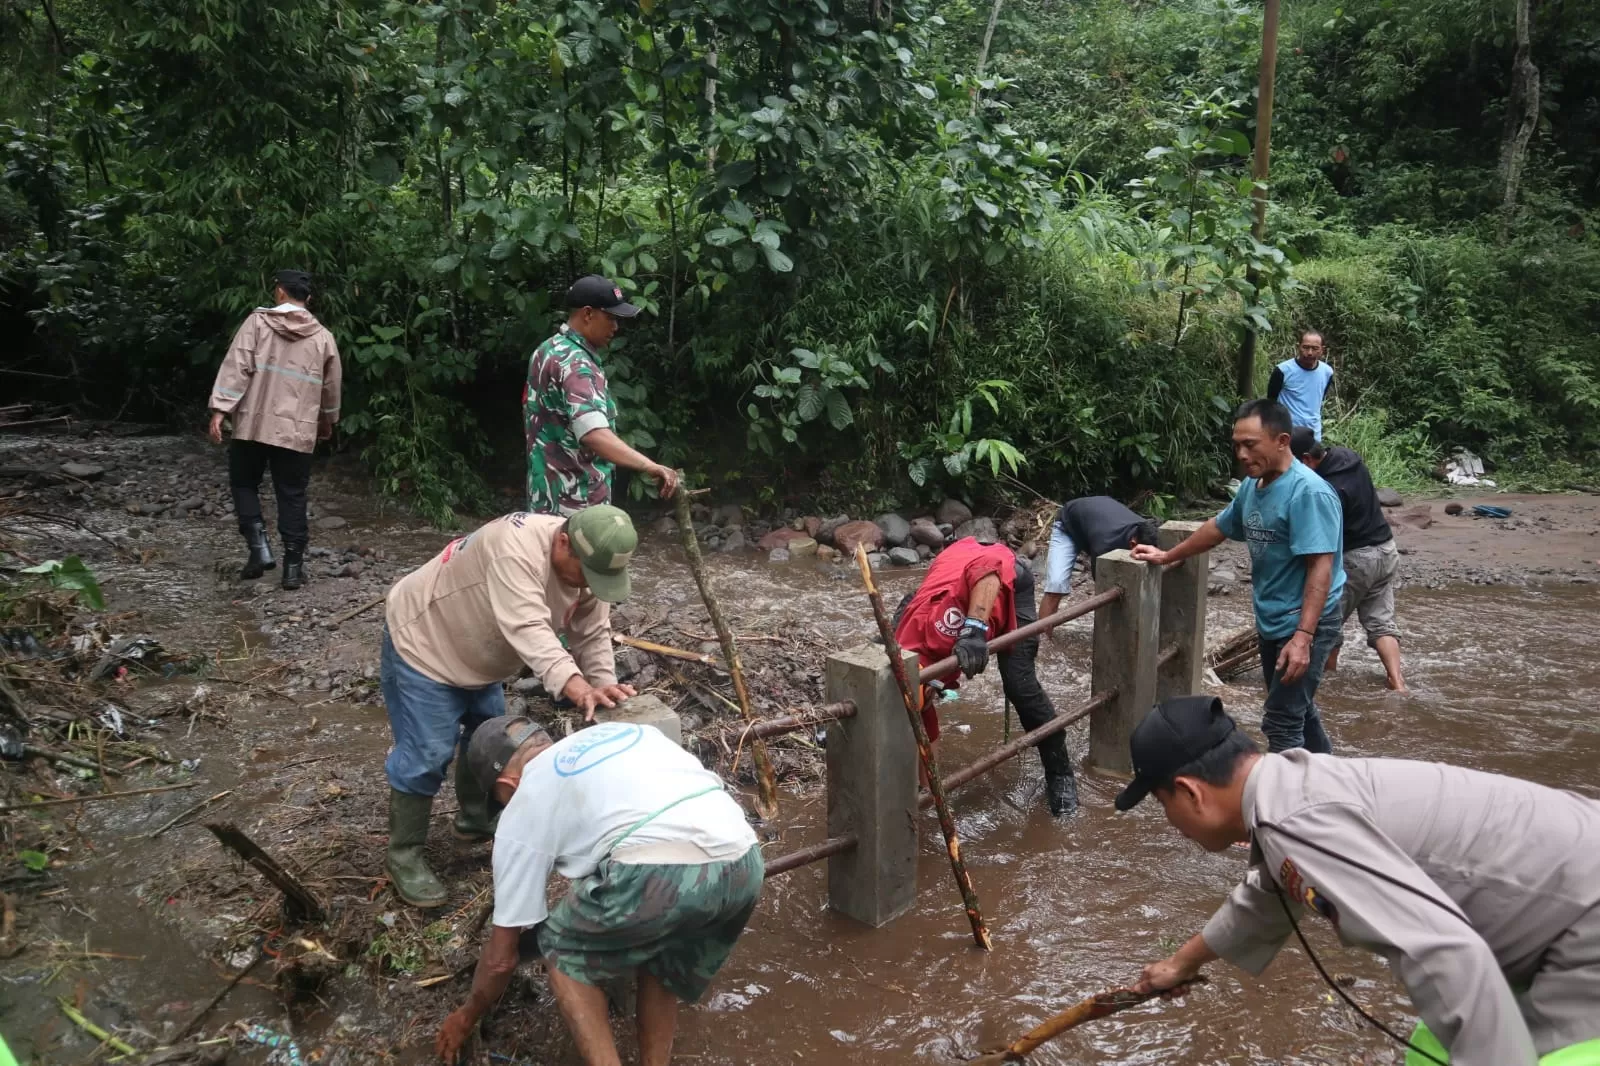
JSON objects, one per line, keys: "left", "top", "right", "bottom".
{"left": 853, "top": 544, "right": 993, "bottom": 951}
{"left": 673, "top": 486, "right": 780, "bottom": 819}
{"left": 1234, "top": 0, "right": 1281, "bottom": 399}
{"left": 967, "top": 979, "right": 1205, "bottom": 1063}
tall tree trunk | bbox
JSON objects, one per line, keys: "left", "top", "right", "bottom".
{"left": 704, "top": 41, "right": 719, "bottom": 174}
{"left": 970, "top": 0, "right": 1004, "bottom": 114}
{"left": 1498, "top": 0, "right": 1540, "bottom": 235}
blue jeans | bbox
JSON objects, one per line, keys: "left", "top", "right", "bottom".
{"left": 1257, "top": 607, "right": 1341, "bottom": 754}
{"left": 1043, "top": 522, "right": 1078, "bottom": 596}
{"left": 381, "top": 629, "right": 506, "bottom": 796}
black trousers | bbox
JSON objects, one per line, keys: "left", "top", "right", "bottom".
{"left": 229, "top": 439, "right": 313, "bottom": 545}
{"left": 999, "top": 560, "right": 1072, "bottom": 779}
{"left": 896, "top": 559, "right": 1072, "bottom": 779}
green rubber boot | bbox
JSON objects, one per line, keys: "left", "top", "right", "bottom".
{"left": 385, "top": 790, "right": 448, "bottom": 909}
{"left": 451, "top": 750, "right": 496, "bottom": 843}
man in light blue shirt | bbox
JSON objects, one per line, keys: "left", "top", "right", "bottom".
{"left": 1133, "top": 399, "right": 1346, "bottom": 753}
{"left": 1267, "top": 331, "right": 1334, "bottom": 440}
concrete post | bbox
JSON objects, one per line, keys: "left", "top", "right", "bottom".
{"left": 1156, "top": 520, "right": 1209, "bottom": 701}
{"left": 1090, "top": 549, "right": 1160, "bottom": 774}
{"left": 593, "top": 694, "right": 682, "bottom": 747}
{"left": 824, "top": 643, "right": 919, "bottom": 927}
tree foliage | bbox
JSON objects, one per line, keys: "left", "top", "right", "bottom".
{"left": 3, "top": 0, "right": 1599, "bottom": 522}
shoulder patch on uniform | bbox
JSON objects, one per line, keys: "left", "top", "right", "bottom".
{"left": 1281, "top": 858, "right": 1339, "bottom": 928}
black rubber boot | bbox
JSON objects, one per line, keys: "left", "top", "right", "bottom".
{"left": 280, "top": 541, "right": 306, "bottom": 591}
{"left": 1045, "top": 769, "right": 1080, "bottom": 817}
{"left": 239, "top": 519, "right": 276, "bottom": 580}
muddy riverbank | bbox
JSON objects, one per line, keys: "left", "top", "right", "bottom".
{"left": 4, "top": 428, "right": 1599, "bottom": 1065}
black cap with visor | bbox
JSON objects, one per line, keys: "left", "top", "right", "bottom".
{"left": 1114, "top": 695, "right": 1239, "bottom": 811}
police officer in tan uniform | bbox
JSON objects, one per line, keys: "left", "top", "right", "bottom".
{"left": 1119, "top": 696, "right": 1600, "bottom": 1066}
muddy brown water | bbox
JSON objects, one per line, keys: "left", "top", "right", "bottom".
{"left": 5, "top": 451, "right": 1600, "bottom": 1063}
{"left": 657, "top": 572, "right": 1600, "bottom": 1065}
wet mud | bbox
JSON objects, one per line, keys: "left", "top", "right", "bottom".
{"left": 3, "top": 430, "right": 1598, "bottom": 1064}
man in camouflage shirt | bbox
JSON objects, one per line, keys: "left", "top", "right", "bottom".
{"left": 524, "top": 275, "right": 678, "bottom": 515}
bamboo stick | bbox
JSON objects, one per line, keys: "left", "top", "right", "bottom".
{"left": 967, "top": 978, "right": 1205, "bottom": 1063}
{"left": 672, "top": 487, "right": 780, "bottom": 819}
{"left": 613, "top": 633, "right": 725, "bottom": 670}
{"left": 854, "top": 544, "right": 992, "bottom": 951}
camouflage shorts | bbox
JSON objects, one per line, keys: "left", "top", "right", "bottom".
{"left": 537, "top": 847, "right": 764, "bottom": 1003}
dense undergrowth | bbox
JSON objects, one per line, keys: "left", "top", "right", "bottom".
{"left": 2, "top": 0, "right": 1597, "bottom": 525}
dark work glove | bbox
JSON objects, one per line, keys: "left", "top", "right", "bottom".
{"left": 954, "top": 626, "right": 989, "bottom": 678}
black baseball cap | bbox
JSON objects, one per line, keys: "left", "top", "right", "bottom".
{"left": 565, "top": 274, "right": 640, "bottom": 318}
{"left": 1114, "top": 695, "right": 1239, "bottom": 811}
{"left": 275, "top": 269, "right": 312, "bottom": 293}
{"left": 1289, "top": 425, "right": 1316, "bottom": 459}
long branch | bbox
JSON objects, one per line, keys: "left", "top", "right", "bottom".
{"left": 673, "top": 487, "right": 780, "bottom": 818}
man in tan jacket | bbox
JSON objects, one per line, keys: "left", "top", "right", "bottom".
{"left": 207, "top": 270, "right": 342, "bottom": 590}
{"left": 380, "top": 505, "right": 640, "bottom": 908}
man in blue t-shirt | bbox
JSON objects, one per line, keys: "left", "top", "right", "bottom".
{"left": 1267, "top": 330, "right": 1334, "bottom": 440}
{"left": 1133, "top": 399, "right": 1346, "bottom": 753}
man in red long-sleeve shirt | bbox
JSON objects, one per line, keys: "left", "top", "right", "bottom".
{"left": 893, "top": 536, "right": 1078, "bottom": 815}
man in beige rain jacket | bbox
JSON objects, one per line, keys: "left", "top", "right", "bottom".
{"left": 207, "top": 269, "right": 342, "bottom": 590}
{"left": 379, "top": 505, "right": 640, "bottom": 908}
{"left": 1121, "top": 696, "right": 1600, "bottom": 1066}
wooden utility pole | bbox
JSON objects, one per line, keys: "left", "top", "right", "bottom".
{"left": 1234, "top": 0, "right": 1282, "bottom": 399}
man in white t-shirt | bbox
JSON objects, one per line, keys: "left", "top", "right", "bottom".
{"left": 435, "top": 717, "right": 763, "bottom": 1066}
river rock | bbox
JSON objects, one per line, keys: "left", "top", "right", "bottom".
{"left": 513, "top": 676, "right": 544, "bottom": 696}
{"left": 768, "top": 548, "right": 791, "bottom": 563}
{"left": 936, "top": 498, "right": 973, "bottom": 527}
{"left": 888, "top": 547, "right": 920, "bottom": 567}
{"left": 758, "top": 528, "right": 814, "bottom": 552}
{"left": 866, "top": 551, "right": 890, "bottom": 570}
{"left": 953, "top": 517, "right": 999, "bottom": 543}
{"left": 1391, "top": 505, "right": 1434, "bottom": 531}
{"left": 1210, "top": 565, "right": 1238, "bottom": 586}
{"left": 652, "top": 516, "right": 678, "bottom": 536}
{"left": 316, "top": 515, "right": 349, "bottom": 531}
{"left": 816, "top": 515, "right": 850, "bottom": 545}
{"left": 179, "top": 497, "right": 205, "bottom": 511}
{"left": 1019, "top": 539, "right": 1038, "bottom": 559}
{"left": 60, "top": 462, "right": 105, "bottom": 481}
{"left": 718, "top": 530, "right": 746, "bottom": 552}
{"left": 834, "top": 520, "right": 885, "bottom": 554}
{"left": 335, "top": 560, "right": 364, "bottom": 578}
{"left": 787, "top": 537, "right": 818, "bottom": 557}
{"left": 711, "top": 503, "right": 744, "bottom": 528}
{"left": 875, "top": 513, "right": 913, "bottom": 548}
{"left": 917, "top": 543, "right": 933, "bottom": 561}
{"left": 816, "top": 545, "right": 840, "bottom": 562}
{"left": 909, "top": 518, "right": 944, "bottom": 550}
{"left": 801, "top": 516, "right": 822, "bottom": 538}
{"left": 1376, "top": 487, "right": 1404, "bottom": 508}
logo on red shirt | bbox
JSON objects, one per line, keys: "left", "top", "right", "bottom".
{"left": 934, "top": 605, "right": 965, "bottom": 640}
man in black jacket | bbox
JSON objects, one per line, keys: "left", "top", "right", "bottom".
{"left": 1291, "top": 428, "right": 1407, "bottom": 691}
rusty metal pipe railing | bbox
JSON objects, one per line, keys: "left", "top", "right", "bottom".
{"left": 917, "top": 691, "right": 1114, "bottom": 809}
{"left": 763, "top": 834, "right": 858, "bottom": 878}
{"left": 917, "top": 586, "right": 1124, "bottom": 685}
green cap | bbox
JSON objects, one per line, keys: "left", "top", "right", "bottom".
{"left": 566, "top": 504, "right": 637, "bottom": 603}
